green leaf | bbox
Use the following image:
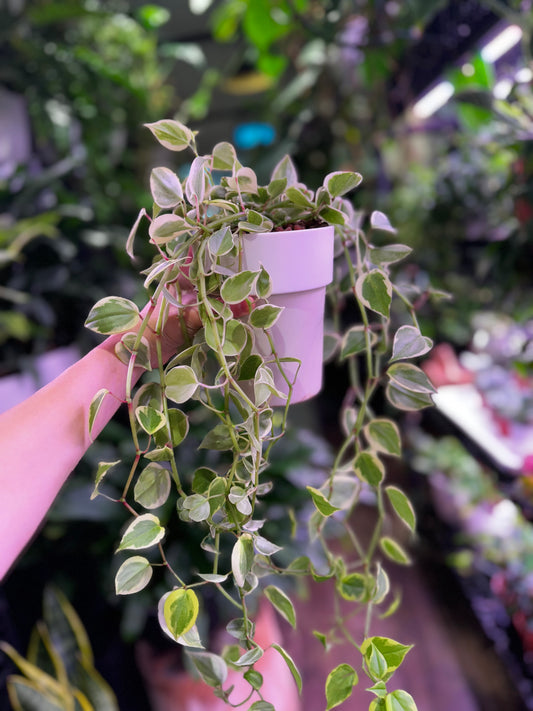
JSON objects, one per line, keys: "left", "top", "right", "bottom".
{"left": 244, "top": 669, "right": 263, "bottom": 691}
{"left": 186, "top": 155, "right": 209, "bottom": 204}
{"left": 386, "top": 382, "right": 433, "bottom": 411}
{"left": 362, "top": 637, "right": 413, "bottom": 682}
{"left": 325, "top": 663, "right": 358, "bottom": 709}
{"left": 373, "top": 563, "right": 390, "bottom": 605}
{"left": 248, "top": 701, "right": 276, "bottom": 711}
{"left": 89, "top": 388, "right": 110, "bottom": 436}
{"left": 254, "top": 366, "right": 285, "bottom": 405}
{"left": 150, "top": 166, "right": 183, "bottom": 208}
{"left": 390, "top": 325, "right": 432, "bottom": 362}
{"left": 254, "top": 535, "right": 282, "bottom": 556}
{"left": 231, "top": 534, "right": 254, "bottom": 588}
{"left": 117, "top": 514, "right": 165, "bottom": 551}
{"left": 370, "top": 244, "right": 412, "bottom": 265}
{"left": 126, "top": 208, "right": 145, "bottom": 259}
{"left": 271, "top": 154, "right": 298, "bottom": 185}
{"left": 226, "top": 617, "right": 254, "bottom": 642}
{"left": 341, "top": 325, "right": 376, "bottom": 359}
{"left": 233, "top": 646, "right": 264, "bottom": 667}
{"left": 386, "top": 487, "right": 416, "bottom": 533}
{"left": 231, "top": 167, "right": 259, "bottom": 194}
{"left": 272, "top": 644, "right": 302, "bottom": 695}
{"left": 285, "top": 185, "right": 315, "bottom": 208}
{"left": 192, "top": 467, "right": 216, "bottom": 494}
{"left": 135, "top": 406, "right": 166, "bottom": 435}
{"left": 165, "top": 366, "right": 198, "bottom": 403}
{"left": 245, "top": 209, "right": 273, "bottom": 231}
{"left": 149, "top": 214, "right": 190, "bottom": 243}
{"left": 220, "top": 270, "right": 258, "bottom": 304}
{"left": 197, "top": 573, "right": 229, "bottom": 585}
{"left": 85, "top": 297, "right": 140, "bottom": 335}
{"left": 115, "top": 333, "right": 152, "bottom": 371}
{"left": 187, "top": 651, "right": 228, "bottom": 686}
{"left": 164, "top": 408, "right": 190, "bottom": 447}
{"left": 162, "top": 589, "right": 199, "bottom": 643}
{"left": 183, "top": 494, "right": 211, "bottom": 522}
{"left": 367, "top": 680, "right": 388, "bottom": 698}
{"left": 267, "top": 177, "right": 287, "bottom": 197}
{"left": 91, "top": 459, "right": 119, "bottom": 500}
{"left": 144, "top": 446, "right": 173, "bottom": 462}
{"left": 264, "top": 585, "right": 296, "bottom": 628}
{"left": 249, "top": 304, "right": 283, "bottom": 329}
{"left": 208, "top": 477, "right": 226, "bottom": 514}
{"left": 212, "top": 141, "right": 237, "bottom": 170}
{"left": 115, "top": 556, "right": 153, "bottom": 595}
{"left": 325, "top": 171, "right": 362, "bottom": 197}
{"left": 208, "top": 226, "right": 234, "bottom": 256}
{"left": 355, "top": 451, "right": 384, "bottom": 487}
{"left": 379, "top": 537, "right": 411, "bottom": 565}
{"left": 256, "top": 266, "right": 272, "bottom": 298}
{"left": 199, "top": 422, "right": 234, "bottom": 450}
{"left": 229, "top": 486, "right": 252, "bottom": 516}
{"left": 364, "top": 643, "right": 388, "bottom": 681}
{"left": 222, "top": 319, "right": 248, "bottom": 356}
{"left": 145, "top": 119, "right": 195, "bottom": 151}
{"left": 385, "top": 690, "right": 418, "bottom": 711}
{"left": 239, "top": 354, "right": 263, "bottom": 380}
{"left": 306, "top": 486, "right": 340, "bottom": 517}
{"left": 134, "top": 463, "right": 171, "bottom": 509}
{"left": 364, "top": 419, "right": 402, "bottom": 457}
{"left": 337, "top": 573, "right": 368, "bottom": 602}
{"left": 387, "top": 363, "right": 436, "bottom": 394}
{"left": 370, "top": 210, "right": 397, "bottom": 233}
{"left": 356, "top": 271, "right": 392, "bottom": 319}
{"left": 318, "top": 205, "right": 346, "bottom": 225}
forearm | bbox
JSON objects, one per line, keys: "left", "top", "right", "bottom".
{"left": 0, "top": 335, "right": 141, "bottom": 579}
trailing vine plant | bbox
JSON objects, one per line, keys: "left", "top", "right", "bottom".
{"left": 85, "top": 119, "right": 436, "bottom": 711}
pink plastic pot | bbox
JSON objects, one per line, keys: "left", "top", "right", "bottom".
{"left": 240, "top": 226, "right": 335, "bottom": 405}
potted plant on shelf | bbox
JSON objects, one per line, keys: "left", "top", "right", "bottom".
{"left": 69, "top": 119, "right": 436, "bottom": 711}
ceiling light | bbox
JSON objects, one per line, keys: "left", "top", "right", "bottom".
{"left": 516, "top": 67, "right": 533, "bottom": 83}
{"left": 493, "top": 78, "right": 513, "bottom": 99}
{"left": 412, "top": 81, "right": 454, "bottom": 119}
{"left": 480, "top": 24, "right": 523, "bottom": 63}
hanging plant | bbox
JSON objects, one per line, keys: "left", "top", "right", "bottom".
{"left": 84, "top": 119, "right": 436, "bottom": 711}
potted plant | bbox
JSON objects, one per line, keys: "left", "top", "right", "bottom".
{"left": 77, "top": 118, "right": 435, "bottom": 711}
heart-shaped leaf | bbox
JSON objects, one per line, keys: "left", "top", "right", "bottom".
{"left": 115, "top": 556, "right": 153, "bottom": 595}
{"left": 117, "top": 514, "right": 165, "bottom": 551}
{"left": 264, "top": 585, "right": 296, "bottom": 628}
{"left": 390, "top": 325, "right": 432, "bottom": 362}
{"left": 150, "top": 166, "right": 183, "bottom": 208}
{"left": 325, "top": 663, "right": 358, "bottom": 710}
{"left": 85, "top": 297, "right": 140, "bottom": 335}
{"left": 145, "top": 119, "right": 195, "bottom": 151}
{"left": 134, "top": 463, "right": 171, "bottom": 509}
{"left": 325, "top": 171, "right": 362, "bottom": 197}
{"left": 164, "top": 588, "right": 200, "bottom": 639}
{"left": 356, "top": 271, "right": 392, "bottom": 318}
{"left": 387, "top": 363, "right": 436, "bottom": 394}
{"left": 165, "top": 366, "right": 198, "bottom": 403}
{"left": 370, "top": 211, "right": 397, "bottom": 233}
